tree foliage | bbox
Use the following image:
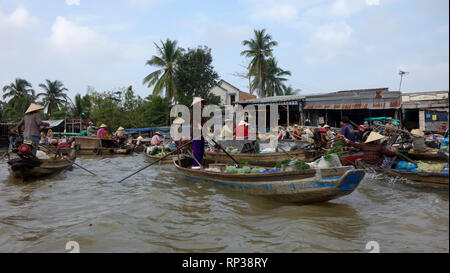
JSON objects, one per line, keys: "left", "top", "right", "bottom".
{"left": 174, "top": 46, "right": 221, "bottom": 106}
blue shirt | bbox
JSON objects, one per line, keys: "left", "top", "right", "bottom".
{"left": 341, "top": 124, "right": 356, "bottom": 142}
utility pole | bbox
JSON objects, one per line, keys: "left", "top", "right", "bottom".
{"left": 398, "top": 70, "right": 409, "bottom": 92}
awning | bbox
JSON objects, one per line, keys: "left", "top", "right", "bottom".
{"left": 304, "top": 90, "right": 402, "bottom": 110}
{"left": 43, "top": 119, "right": 65, "bottom": 129}
{"left": 124, "top": 127, "right": 154, "bottom": 132}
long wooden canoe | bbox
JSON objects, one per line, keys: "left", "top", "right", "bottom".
{"left": 205, "top": 149, "right": 321, "bottom": 167}
{"left": 174, "top": 158, "right": 365, "bottom": 204}
{"left": 145, "top": 152, "right": 177, "bottom": 163}
{"left": 7, "top": 151, "right": 76, "bottom": 180}
{"left": 355, "top": 160, "right": 448, "bottom": 186}
{"left": 73, "top": 136, "right": 133, "bottom": 156}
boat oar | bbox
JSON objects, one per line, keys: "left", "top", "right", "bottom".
{"left": 186, "top": 150, "right": 203, "bottom": 168}
{"left": 277, "top": 146, "right": 297, "bottom": 160}
{"left": 118, "top": 140, "right": 192, "bottom": 183}
{"left": 39, "top": 146, "right": 97, "bottom": 176}
{"left": 395, "top": 150, "right": 417, "bottom": 165}
{"left": 63, "top": 156, "right": 97, "bottom": 176}
{"left": 210, "top": 138, "right": 240, "bottom": 167}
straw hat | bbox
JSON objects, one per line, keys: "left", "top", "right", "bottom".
{"left": 365, "top": 131, "right": 385, "bottom": 143}
{"left": 117, "top": 127, "right": 125, "bottom": 131}
{"left": 155, "top": 131, "right": 162, "bottom": 136}
{"left": 238, "top": 120, "right": 248, "bottom": 126}
{"left": 25, "top": 103, "right": 44, "bottom": 114}
{"left": 88, "top": 121, "right": 93, "bottom": 125}
{"left": 191, "top": 97, "right": 205, "bottom": 106}
{"left": 411, "top": 129, "right": 425, "bottom": 137}
{"left": 324, "top": 124, "right": 330, "bottom": 128}
{"left": 173, "top": 117, "right": 185, "bottom": 124}
{"left": 100, "top": 124, "right": 107, "bottom": 128}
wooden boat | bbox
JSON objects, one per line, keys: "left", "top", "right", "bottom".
{"left": 404, "top": 150, "right": 447, "bottom": 163}
{"left": 73, "top": 136, "right": 133, "bottom": 155}
{"left": 145, "top": 152, "right": 177, "bottom": 163}
{"left": 205, "top": 149, "right": 321, "bottom": 167}
{"left": 7, "top": 151, "right": 76, "bottom": 180}
{"left": 174, "top": 158, "right": 366, "bottom": 204}
{"left": 355, "top": 160, "right": 448, "bottom": 186}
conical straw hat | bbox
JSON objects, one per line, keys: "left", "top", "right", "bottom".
{"left": 173, "top": 117, "right": 185, "bottom": 124}
{"left": 191, "top": 97, "right": 205, "bottom": 106}
{"left": 117, "top": 126, "right": 125, "bottom": 131}
{"left": 25, "top": 103, "right": 44, "bottom": 114}
{"left": 100, "top": 124, "right": 107, "bottom": 128}
{"left": 365, "top": 131, "right": 385, "bottom": 143}
{"left": 411, "top": 129, "right": 424, "bottom": 137}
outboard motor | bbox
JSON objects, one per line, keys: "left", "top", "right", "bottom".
{"left": 17, "top": 139, "right": 34, "bottom": 159}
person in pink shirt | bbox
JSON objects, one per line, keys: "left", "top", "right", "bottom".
{"left": 151, "top": 132, "right": 162, "bottom": 146}
{"left": 235, "top": 120, "right": 248, "bottom": 139}
{"left": 97, "top": 124, "right": 108, "bottom": 138}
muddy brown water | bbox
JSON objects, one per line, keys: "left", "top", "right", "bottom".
{"left": 0, "top": 154, "right": 448, "bottom": 252}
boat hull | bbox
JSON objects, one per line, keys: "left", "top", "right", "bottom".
{"left": 7, "top": 157, "right": 74, "bottom": 180}
{"left": 174, "top": 159, "right": 365, "bottom": 204}
{"left": 355, "top": 160, "right": 448, "bottom": 186}
{"left": 205, "top": 150, "right": 320, "bottom": 167}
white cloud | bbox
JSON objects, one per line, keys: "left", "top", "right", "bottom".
{"left": 252, "top": 3, "right": 299, "bottom": 22}
{"left": 0, "top": 7, "right": 38, "bottom": 28}
{"left": 50, "top": 16, "right": 100, "bottom": 50}
{"left": 66, "top": 0, "right": 81, "bottom": 6}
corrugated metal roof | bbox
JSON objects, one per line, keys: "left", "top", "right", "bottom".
{"left": 402, "top": 100, "right": 449, "bottom": 109}
{"left": 237, "top": 95, "right": 305, "bottom": 105}
{"left": 304, "top": 90, "right": 402, "bottom": 110}
{"left": 43, "top": 119, "right": 65, "bottom": 129}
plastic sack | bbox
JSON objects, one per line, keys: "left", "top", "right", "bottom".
{"left": 36, "top": 150, "right": 49, "bottom": 159}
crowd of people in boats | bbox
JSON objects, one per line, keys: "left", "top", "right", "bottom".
{"left": 6, "top": 102, "right": 450, "bottom": 173}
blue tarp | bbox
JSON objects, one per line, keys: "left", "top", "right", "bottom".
{"left": 125, "top": 127, "right": 154, "bottom": 132}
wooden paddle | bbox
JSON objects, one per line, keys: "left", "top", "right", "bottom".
{"left": 277, "top": 146, "right": 297, "bottom": 160}
{"left": 210, "top": 138, "right": 240, "bottom": 167}
{"left": 118, "top": 140, "right": 192, "bottom": 183}
{"left": 39, "top": 146, "right": 97, "bottom": 176}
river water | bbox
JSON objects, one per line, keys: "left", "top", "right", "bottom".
{"left": 0, "top": 154, "right": 448, "bottom": 253}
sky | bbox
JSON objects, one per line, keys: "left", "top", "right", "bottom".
{"left": 0, "top": 0, "right": 448, "bottom": 101}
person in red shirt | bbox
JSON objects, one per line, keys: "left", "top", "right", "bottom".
{"left": 235, "top": 120, "right": 248, "bottom": 139}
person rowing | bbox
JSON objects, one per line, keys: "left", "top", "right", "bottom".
{"left": 17, "top": 103, "right": 50, "bottom": 156}
{"left": 339, "top": 131, "right": 397, "bottom": 168}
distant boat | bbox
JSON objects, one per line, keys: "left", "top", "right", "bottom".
{"left": 174, "top": 157, "right": 365, "bottom": 204}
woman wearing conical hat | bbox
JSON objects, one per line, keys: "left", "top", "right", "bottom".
{"left": 17, "top": 103, "right": 50, "bottom": 156}
{"left": 190, "top": 97, "right": 206, "bottom": 169}
{"left": 340, "top": 131, "right": 397, "bottom": 168}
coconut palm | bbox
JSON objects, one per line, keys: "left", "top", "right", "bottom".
{"left": 143, "top": 39, "right": 182, "bottom": 102}
{"left": 261, "top": 58, "right": 291, "bottom": 97}
{"left": 37, "top": 79, "right": 70, "bottom": 117}
{"left": 283, "top": 85, "right": 301, "bottom": 96}
{"left": 2, "top": 78, "right": 35, "bottom": 100}
{"left": 241, "top": 29, "right": 278, "bottom": 97}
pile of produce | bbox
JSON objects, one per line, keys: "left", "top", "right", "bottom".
{"left": 225, "top": 147, "right": 239, "bottom": 153}
{"left": 416, "top": 161, "right": 445, "bottom": 173}
{"left": 225, "top": 166, "right": 266, "bottom": 174}
{"left": 276, "top": 159, "right": 310, "bottom": 171}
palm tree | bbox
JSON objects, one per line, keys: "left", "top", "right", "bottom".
{"left": 262, "top": 58, "right": 291, "bottom": 97}
{"left": 283, "top": 85, "right": 301, "bottom": 96}
{"left": 241, "top": 29, "right": 278, "bottom": 97}
{"left": 37, "top": 79, "right": 70, "bottom": 117}
{"left": 2, "top": 78, "right": 35, "bottom": 100}
{"left": 143, "top": 39, "right": 182, "bottom": 102}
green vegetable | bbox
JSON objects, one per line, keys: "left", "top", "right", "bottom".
{"left": 225, "top": 166, "right": 238, "bottom": 173}
{"left": 251, "top": 167, "right": 266, "bottom": 173}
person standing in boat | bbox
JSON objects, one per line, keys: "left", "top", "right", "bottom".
{"left": 87, "top": 121, "right": 97, "bottom": 137}
{"left": 340, "top": 116, "right": 356, "bottom": 142}
{"left": 17, "top": 103, "right": 50, "bottom": 156}
{"left": 340, "top": 131, "right": 397, "bottom": 168}
{"left": 235, "top": 120, "right": 249, "bottom": 139}
{"left": 97, "top": 124, "right": 108, "bottom": 138}
{"left": 151, "top": 131, "right": 162, "bottom": 146}
{"left": 190, "top": 97, "right": 207, "bottom": 169}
